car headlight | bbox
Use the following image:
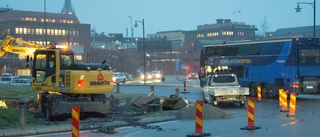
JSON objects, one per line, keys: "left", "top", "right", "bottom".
{"left": 155, "top": 74, "right": 161, "bottom": 78}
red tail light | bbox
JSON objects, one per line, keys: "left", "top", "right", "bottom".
{"left": 290, "top": 83, "right": 299, "bottom": 88}
{"left": 77, "top": 80, "right": 86, "bottom": 87}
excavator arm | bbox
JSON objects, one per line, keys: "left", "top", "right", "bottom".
{"left": 0, "top": 36, "right": 44, "bottom": 57}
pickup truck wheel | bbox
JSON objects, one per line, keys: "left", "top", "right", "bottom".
{"left": 123, "top": 79, "right": 126, "bottom": 84}
{"left": 202, "top": 93, "right": 208, "bottom": 103}
{"left": 261, "top": 84, "right": 268, "bottom": 97}
{"left": 249, "top": 83, "right": 257, "bottom": 97}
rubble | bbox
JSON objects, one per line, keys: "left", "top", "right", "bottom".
{"left": 177, "top": 103, "right": 232, "bottom": 120}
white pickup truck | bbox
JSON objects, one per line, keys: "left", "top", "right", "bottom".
{"left": 202, "top": 73, "right": 249, "bottom": 107}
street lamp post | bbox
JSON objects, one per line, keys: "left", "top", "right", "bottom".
{"left": 295, "top": 0, "right": 316, "bottom": 37}
{"left": 44, "top": 0, "right": 47, "bottom": 45}
{"left": 135, "top": 19, "right": 146, "bottom": 85}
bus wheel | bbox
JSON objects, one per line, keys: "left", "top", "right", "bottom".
{"left": 249, "top": 83, "right": 257, "bottom": 97}
{"left": 261, "top": 84, "right": 268, "bottom": 97}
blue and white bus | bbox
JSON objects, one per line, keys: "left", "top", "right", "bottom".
{"left": 200, "top": 38, "right": 320, "bottom": 97}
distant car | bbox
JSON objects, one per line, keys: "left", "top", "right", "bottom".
{"left": 124, "top": 73, "right": 133, "bottom": 81}
{"left": 151, "top": 70, "right": 163, "bottom": 81}
{"left": 0, "top": 76, "right": 18, "bottom": 84}
{"left": 112, "top": 72, "right": 126, "bottom": 84}
{"left": 140, "top": 72, "right": 153, "bottom": 81}
{"left": 188, "top": 72, "right": 198, "bottom": 79}
{"left": 10, "top": 78, "right": 31, "bottom": 86}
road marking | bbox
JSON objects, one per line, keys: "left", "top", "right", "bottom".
{"left": 281, "top": 119, "right": 304, "bottom": 126}
{"left": 214, "top": 131, "right": 245, "bottom": 137}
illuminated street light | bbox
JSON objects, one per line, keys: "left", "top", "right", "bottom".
{"left": 295, "top": 0, "right": 316, "bottom": 37}
{"left": 135, "top": 19, "right": 146, "bottom": 85}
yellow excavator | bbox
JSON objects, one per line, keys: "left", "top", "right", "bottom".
{"left": 1, "top": 36, "right": 114, "bottom": 121}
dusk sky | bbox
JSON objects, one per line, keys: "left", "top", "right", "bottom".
{"left": 1, "top": 0, "right": 319, "bottom": 37}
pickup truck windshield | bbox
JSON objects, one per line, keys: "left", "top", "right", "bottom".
{"left": 212, "top": 75, "right": 235, "bottom": 83}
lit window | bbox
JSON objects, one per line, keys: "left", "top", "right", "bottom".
{"left": 6, "top": 28, "right": 10, "bottom": 34}
{"left": 75, "top": 55, "right": 82, "bottom": 61}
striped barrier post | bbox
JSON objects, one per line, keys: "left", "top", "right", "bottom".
{"left": 72, "top": 106, "right": 80, "bottom": 137}
{"left": 279, "top": 89, "right": 283, "bottom": 107}
{"left": 195, "top": 100, "right": 203, "bottom": 133}
{"left": 187, "top": 100, "right": 210, "bottom": 137}
{"left": 280, "top": 90, "right": 289, "bottom": 112}
{"left": 257, "top": 86, "right": 262, "bottom": 101}
{"left": 181, "top": 80, "right": 189, "bottom": 93}
{"left": 241, "top": 97, "right": 261, "bottom": 130}
{"left": 287, "top": 92, "right": 297, "bottom": 117}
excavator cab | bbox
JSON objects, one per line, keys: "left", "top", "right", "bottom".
{"left": 31, "top": 47, "right": 74, "bottom": 90}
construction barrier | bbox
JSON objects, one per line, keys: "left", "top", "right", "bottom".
{"left": 72, "top": 106, "right": 80, "bottom": 137}
{"left": 187, "top": 100, "right": 210, "bottom": 137}
{"left": 241, "top": 97, "right": 261, "bottom": 130}
{"left": 257, "top": 85, "right": 262, "bottom": 101}
{"left": 195, "top": 100, "right": 203, "bottom": 133}
{"left": 181, "top": 81, "right": 189, "bottom": 93}
{"left": 279, "top": 89, "right": 283, "bottom": 107}
{"left": 287, "top": 92, "right": 297, "bottom": 117}
{"left": 280, "top": 90, "right": 289, "bottom": 112}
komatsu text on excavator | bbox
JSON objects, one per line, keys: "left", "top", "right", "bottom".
{"left": 1, "top": 36, "right": 114, "bottom": 121}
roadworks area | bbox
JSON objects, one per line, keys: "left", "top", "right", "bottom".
{"left": 0, "top": 94, "right": 232, "bottom": 136}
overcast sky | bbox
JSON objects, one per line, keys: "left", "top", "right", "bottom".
{"left": 1, "top": 0, "right": 319, "bottom": 37}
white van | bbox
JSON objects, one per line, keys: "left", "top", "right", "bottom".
{"left": 0, "top": 76, "right": 18, "bottom": 84}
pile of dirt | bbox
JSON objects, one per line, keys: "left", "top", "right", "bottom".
{"left": 176, "top": 104, "right": 232, "bottom": 120}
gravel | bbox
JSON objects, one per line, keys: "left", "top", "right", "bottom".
{"left": 177, "top": 103, "right": 232, "bottom": 120}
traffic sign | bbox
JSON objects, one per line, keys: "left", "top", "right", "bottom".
{"left": 136, "top": 67, "right": 142, "bottom": 73}
{"left": 176, "top": 63, "right": 180, "bottom": 71}
{"left": 181, "top": 64, "right": 186, "bottom": 70}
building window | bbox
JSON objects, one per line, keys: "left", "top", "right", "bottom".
{"left": 207, "top": 32, "right": 219, "bottom": 37}
{"left": 62, "top": 30, "right": 66, "bottom": 36}
{"left": 15, "top": 27, "right": 22, "bottom": 34}
{"left": 75, "top": 55, "right": 82, "bottom": 61}
{"left": 36, "top": 28, "right": 43, "bottom": 35}
{"left": 22, "top": 17, "right": 37, "bottom": 22}
{"left": 6, "top": 28, "right": 10, "bottom": 35}
{"left": 238, "top": 32, "right": 244, "bottom": 36}
{"left": 197, "top": 33, "right": 204, "bottom": 38}
{"left": 226, "top": 31, "right": 233, "bottom": 35}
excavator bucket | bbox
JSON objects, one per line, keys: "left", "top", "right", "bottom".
{"left": 0, "top": 36, "right": 14, "bottom": 57}
{"left": 162, "top": 97, "right": 187, "bottom": 110}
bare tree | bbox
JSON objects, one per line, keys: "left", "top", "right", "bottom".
{"left": 260, "top": 16, "right": 270, "bottom": 38}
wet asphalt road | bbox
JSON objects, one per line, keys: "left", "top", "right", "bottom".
{"left": 23, "top": 77, "right": 320, "bottom": 137}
